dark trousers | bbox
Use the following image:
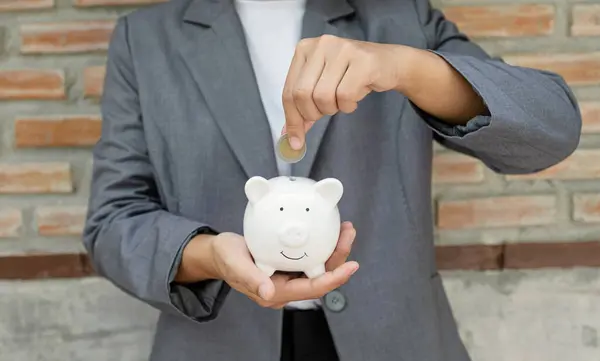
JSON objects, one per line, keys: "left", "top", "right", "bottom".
{"left": 280, "top": 309, "right": 340, "bottom": 361}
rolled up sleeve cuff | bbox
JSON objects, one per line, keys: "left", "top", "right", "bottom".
{"left": 165, "top": 221, "right": 230, "bottom": 322}
{"left": 413, "top": 50, "right": 497, "bottom": 139}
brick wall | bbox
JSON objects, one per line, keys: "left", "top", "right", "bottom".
{"left": 432, "top": 0, "right": 600, "bottom": 262}
{"left": 0, "top": 0, "right": 143, "bottom": 259}
{"left": 0, "top": 0, "right": 599, "bottom": 360}
{"left": 0, "top": 0, "right": 599, "bottom": 269}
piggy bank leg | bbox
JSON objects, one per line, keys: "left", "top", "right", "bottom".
{"left": 304, "top": 264, "right": 326, "bottom": 279}
{"left": 256, "top": 263, "right": 276, "bottom": 277}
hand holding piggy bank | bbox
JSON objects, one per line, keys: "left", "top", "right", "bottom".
{"left": 243, "top": 176, "right": 343, "bottom": 279}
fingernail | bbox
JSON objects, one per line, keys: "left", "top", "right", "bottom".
{"left": 349, "top": 265, "right": 359, "bottom": 276}
{"left": 281, "top": 126, "right": 287, "bottom": 135}
{"left": 289, "top": 136, "right": 303, "bottom": 150}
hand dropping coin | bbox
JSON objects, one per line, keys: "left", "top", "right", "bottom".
{"left": 276, "top": 133, "right": 306, "bottom": 163}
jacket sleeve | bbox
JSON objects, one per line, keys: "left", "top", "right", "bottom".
{"left": 83, "top": 17, "right": 229, "bottom": 323}
{"left": 412, "top": 0, "right": 582, "bottom": 174}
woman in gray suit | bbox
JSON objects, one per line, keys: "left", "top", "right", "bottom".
{"left": 83, "top": 0, "right": 581, "bottom": 360}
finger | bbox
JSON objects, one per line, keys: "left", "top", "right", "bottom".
{"left": 313, "top": 53, "right": 349, "bottom": 116}
{"left": 246, "top": 293, "right": 284, "bottom": 309}
{"left": 283, "top": 46, "right": 308, "bottom": 151}
{"left": 266, "top": 272, "right": 301, "bottom": 304}
{"left": 232, "top": 262, "right": 276, "bottom": 301}
{"left": 293, "top": 48, "right": 326, "bottom": 123}
{"left": 281, "top": 120, "right": 316, "bottom": 136}
{"left": 269, "top": 302, "right": 288, "bottom": 310}
{"left": 336, "top": 62, "right": 372, "bottom": 114}
{"left": 277, "top": 261, "right": 359, "bottom": 302}
{"left": 242, "top": 274, "right": 295, "bottom": 308}
{"left": 325, "top": 222, "right": 356, "bottom": 271}
{"left": 245, "top": 292, "right": 271, "bottom": 306}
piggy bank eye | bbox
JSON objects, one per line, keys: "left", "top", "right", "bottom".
{"left": 306, "top": 208, "right": 310, "bottom": 212}
{"left": 280, "top": 207, "right": 284, "bottom": 211}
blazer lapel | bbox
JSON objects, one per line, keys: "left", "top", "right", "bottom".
{"left": 292, "top": 0, "right": 357, "bottom": 179}
{"left": 178, "top": 0, "right": 278, "bottom": 180}
{"left": 178, "top": 0, "right": 358, "bottom": 180}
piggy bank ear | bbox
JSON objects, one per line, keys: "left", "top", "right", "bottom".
{"left": 245, "top": 176, "right": 270, "bottom": 204}
{"left": 314, "top": 178, "right": 343, "bottom": 207}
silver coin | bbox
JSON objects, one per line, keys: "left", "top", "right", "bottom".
{"left": 276, "top": 133, "right": 306, "bottom": 163}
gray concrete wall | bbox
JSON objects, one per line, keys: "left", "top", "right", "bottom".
{"left": 1, "top": 270, "right": 598, "bottom": 361}
{"left": 0, "top": 278, "right": 156, "bottom": 361}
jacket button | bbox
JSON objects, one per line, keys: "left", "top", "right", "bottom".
{"left": 324, "top": 290, "right": 346, "bottom": 312}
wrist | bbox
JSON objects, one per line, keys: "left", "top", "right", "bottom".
{"left": 391, "top": 46, "right": 432, "bottom": 95}
{"left": 175, "top": 233, "right": 219, "bottom": 283}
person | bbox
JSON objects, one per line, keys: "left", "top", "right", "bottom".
{"left": 82, "top": 0, "right": 582, "bottom": 360}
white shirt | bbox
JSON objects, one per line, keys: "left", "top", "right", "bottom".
{"left": 235, "top": 0, "right": 321, "bottom": 310}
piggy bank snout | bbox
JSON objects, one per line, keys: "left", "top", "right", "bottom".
{"left": 278, "top": 223, "right": 309, "bottom": 248}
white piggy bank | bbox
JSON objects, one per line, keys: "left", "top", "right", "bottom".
{"left": 243, "top": 176, "right": 343, "bottom": 279}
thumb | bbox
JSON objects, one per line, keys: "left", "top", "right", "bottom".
{"left": 257, "top": 280, "right": 275, "bottom": 301}
{"left": 240, "top": 265, "right": 275, "bottom": 301}
{"left": 285, "top": 123, "right": 305, "bottom": 151}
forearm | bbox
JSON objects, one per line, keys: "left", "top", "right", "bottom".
{"left": 84, "top": 203, "right": 230, "bottom": 321}
{"left": 84, "top": 204, "right": 208, "bottom": 295}
{"left": 394, "top": 46, "right": 580, "bottom": 173}
{"left": 395, "top": 0, "right": 580, "bottom": 174}
{"left": 394, "top": 46, "right": 488, "bottom": 125}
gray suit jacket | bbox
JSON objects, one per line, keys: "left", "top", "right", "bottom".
{"left": 83, "top": 0, "right": 582, "bottom": 360}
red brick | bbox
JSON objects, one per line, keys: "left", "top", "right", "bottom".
{"left": 15, "top": 115, "right": 102, "bottom": 148}
{"left": 36, "top": 206, "right": 87, "bottom": 236}
{"left": 0, "top": 254, "right": 92, "bottom": 280}
{"left": 504, "top": 241, "right": 600, "bottom": 269}
{"left": 0, "top": 163, "right": 72, "bottom": 194}
{"left": 0, "top": 0, "right": 53, "bottom": 12}
{"left": 571, "top": 5, "right": 600, "bottom": 36}
{"left": 0, "top": 209, "right": 22, "bottom": 238}
{"left": 432, "top": 153, "right": 485, "bottom": 184}
{"left": 0, "top": 69, "right": 65, "bottom": 100}
{"left": 20, "top": 21, "right": 115, "bottom": 54}
{"left": 507, "top": 150, "right": 600, "bottom": 181}
{"left": 573, "top": 193, "right": 600, "bottom": 223}
{"left": 443, "top": 5, "right": 554, "bottom": 37}
{"left": 504, "top": 52, "right": 600, "bottom": 86}
{"left": 1, "top": 242, "right": 600, "bottom": 279}
{"left": 83, "top": 66, "right": 105, "bottom": 98}
{"left": 580, "top": 101, "right": 600, "bottom": 134}
{"left": 74, "top": 0, "right": 165, "bottom": 6}
{"left": 436, "top": 244, "right": 503, "bottom": 270}
{"left": 437, "top": 195, "right": 556, "bottom": 229}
